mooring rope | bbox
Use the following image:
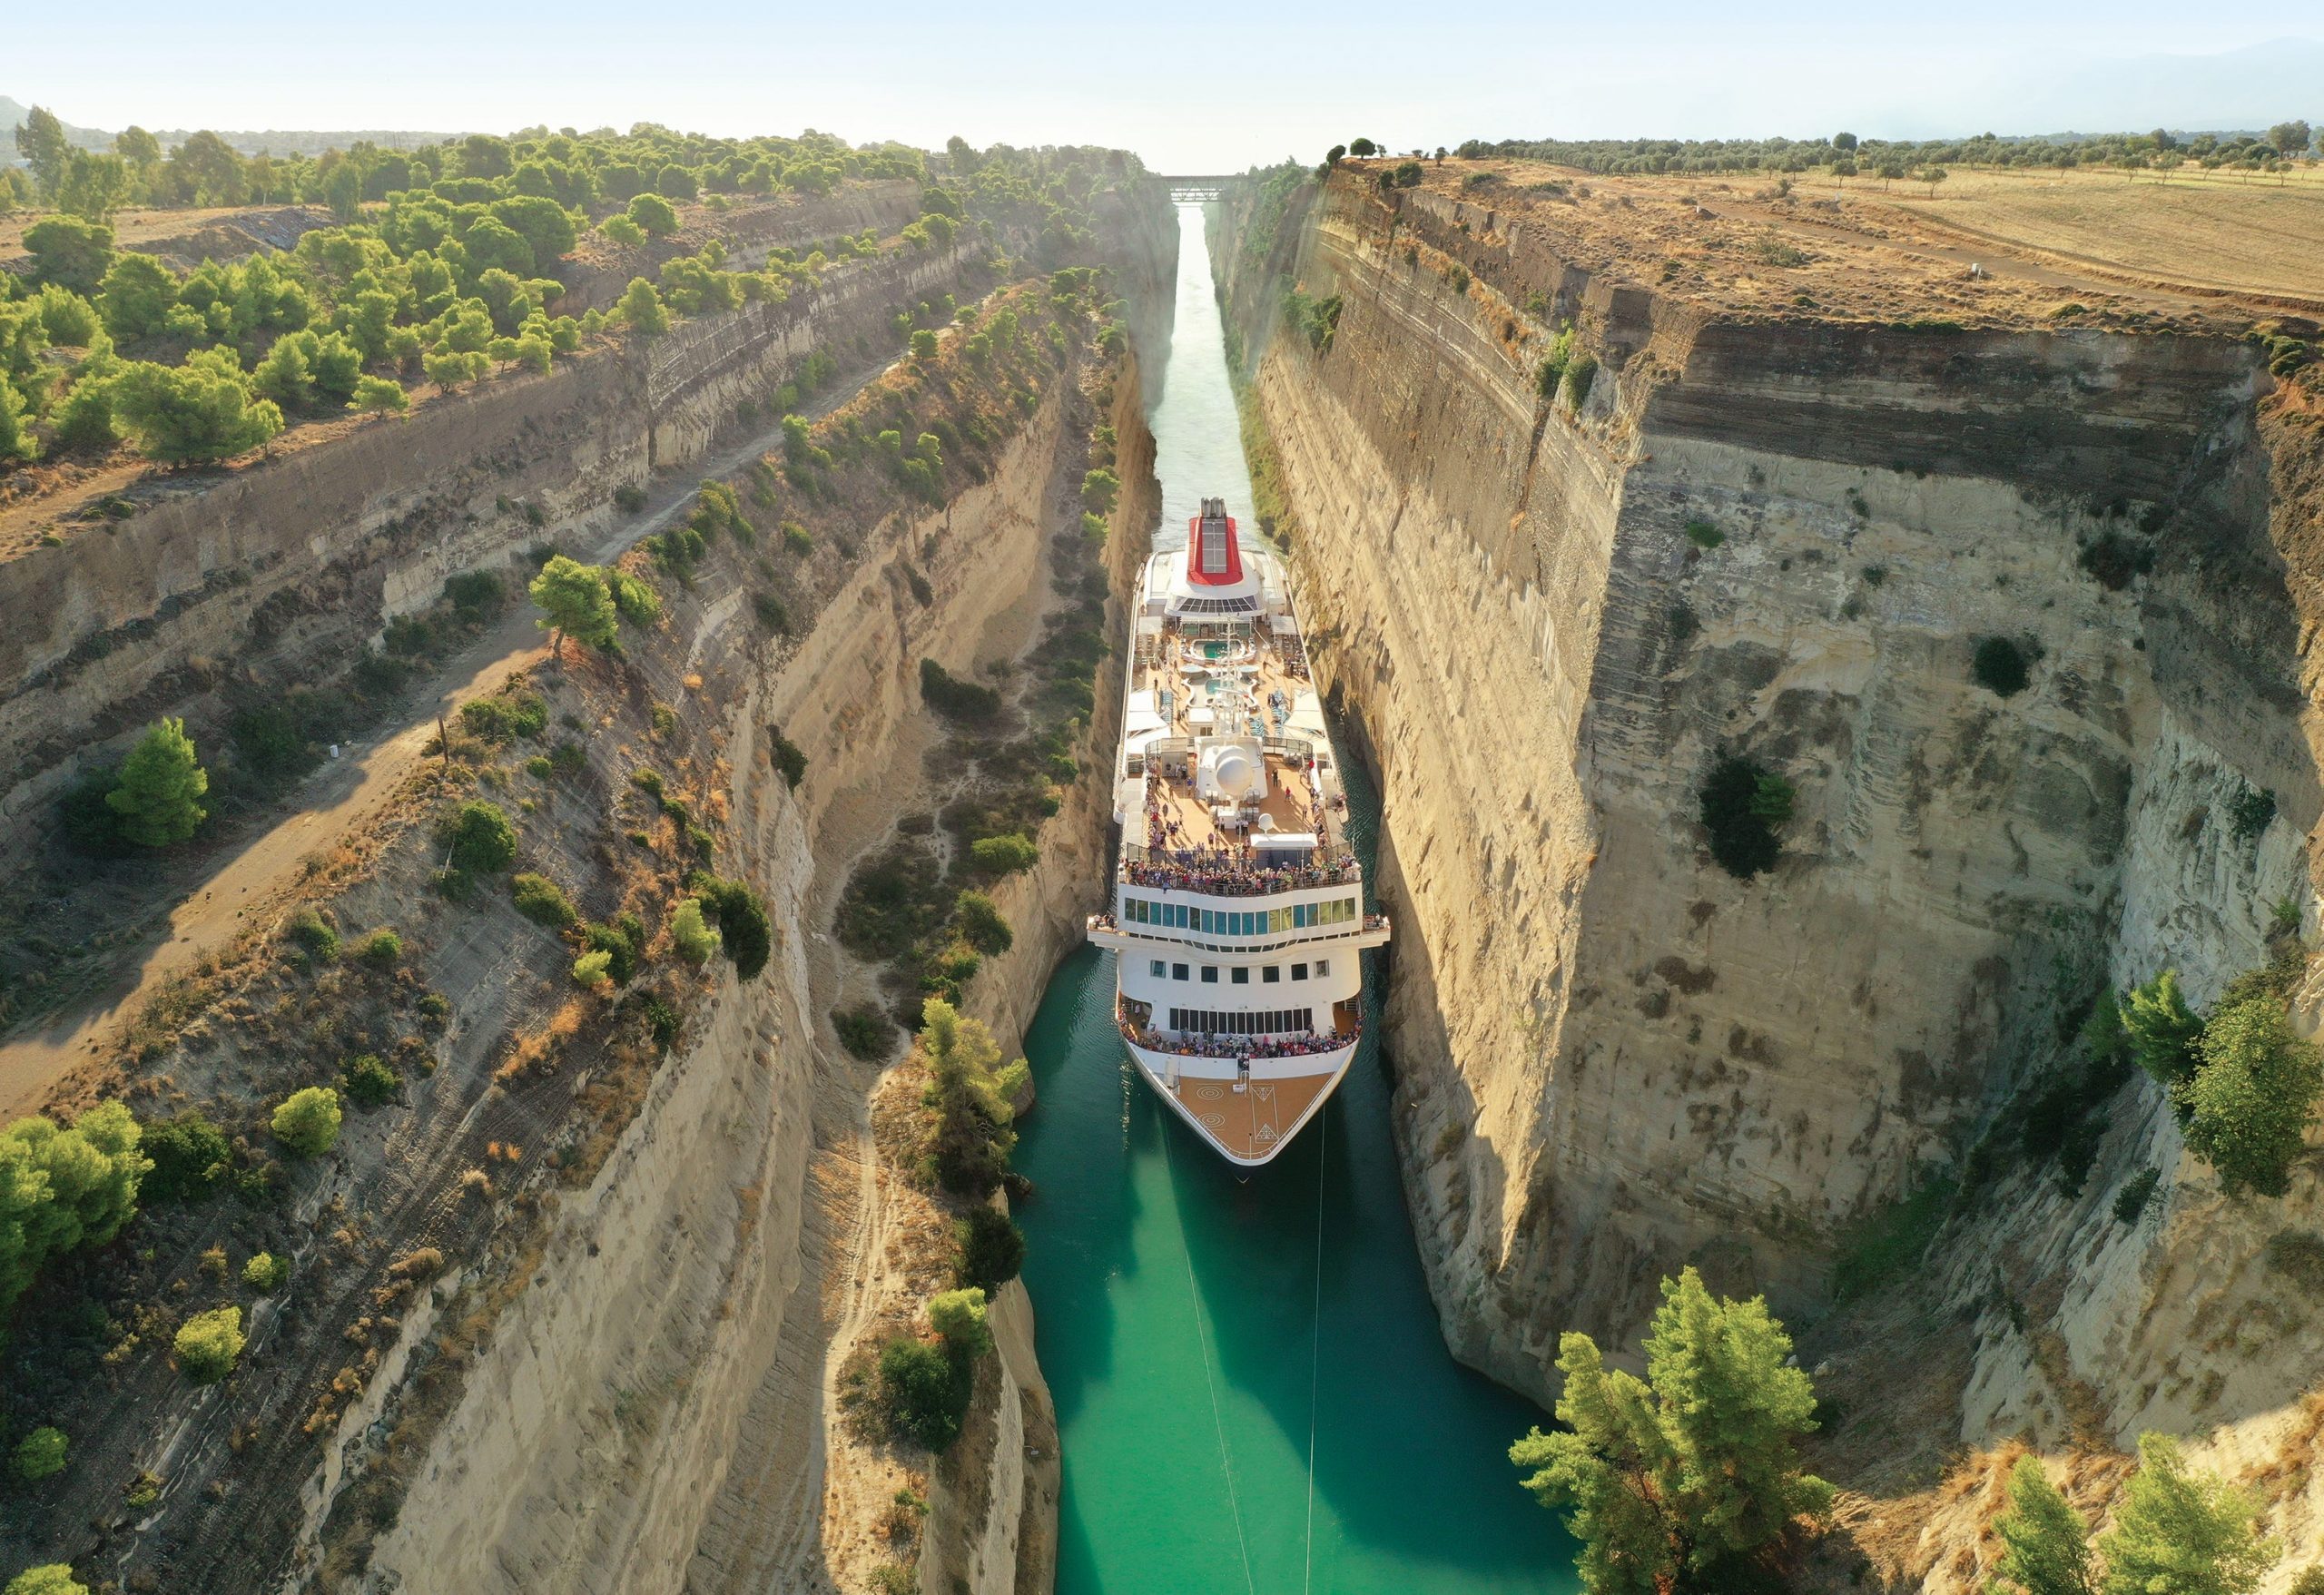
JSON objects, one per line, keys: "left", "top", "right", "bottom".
{"left": 1161, "top": 1123, "right": 1258, "bottom": 1595}
{"left": 1303, "top": 1108, "right": 1328, "bottom": 1595}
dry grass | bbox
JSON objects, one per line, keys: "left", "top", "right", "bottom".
{"left": 1408, "top": 157, "right": 2321, "bottom": 333}
{"left": 1852, "top": 166, "right": 2324, "bottom": 303}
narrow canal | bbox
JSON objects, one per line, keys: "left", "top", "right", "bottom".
{"left": 1010, "top": 206, "right": 1579, "bottom": 1595}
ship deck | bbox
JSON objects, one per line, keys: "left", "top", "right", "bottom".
{"left": 1165, "top": 1070, "right": 1334, "bottom": 1162}
{"left": 1124, "top": 586, "right": 1347, "bottom": 861}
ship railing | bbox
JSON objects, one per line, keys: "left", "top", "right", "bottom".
{"left": 1116, "top": 1015, "right": 1361, "bottom": 1061}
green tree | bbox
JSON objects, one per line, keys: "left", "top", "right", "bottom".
{"left": 954, "top": 1204, "right": 1025, "bottom": 1292}
{"left": 919, "top": 999, "right": 1026, "bottom": 1195}
{"left": 878, "top": 1335, "right": 969, "bottom": 1450}
{"left": 599, "top": 214, "right": 646, "bottom": 248}
{"left": 528, "top": 555, "right": 619, "bottom": 660}
{"left": 955, "top": 891, "right": 1012, "bottom": 955}
{"left": 97, "top": 251, "right": 179, "bottom": 340}
{"left": 21, "top": 217, "right": 113, "bottom": 295}
{"left": 1991, "top": 1455, "right": 2093, "bottom": 1595}
{"left": 626, "top": 192, "right": 681, "bottom": 237}
{"left": 911, "top": 328, "right": 939, "bottom": 360}
{"left": 112, "top": 349, "right": 285, "bottom": 464}
{"left": 350, "top": 375, "right": 409, "bottom": 414}
{"left": 105, "top": 716, "right": 210, "bottom": 846}
{"left": 440, "top": 800, "right": 518, "bottom": 872}
{"left": 2095, "top": 1433, "right": 2275, "bottom": 1595}
{"left": 2180, "top": 991, "right": 2323, "bottom": 1198}
{"left": 142, "top": 1110, "right": 232, "bottom": 1203}
{"left": 2122, "top": 970, "right": 2204, "bottom": 1089}
{"left": 271, "top": 1086, "right": 343, "bottom": 1157}
{"left": 12, "top": 1425, "right": 68, "bottom": 1482}
{"left": 4, "top": 1567, "right": 88, "bottom": 1595}
{"left": 672, "top": 898, "right": 721, "bottom": 967}
{"left": 55, "top": 151, "right": 130, "bottom": 222}
{"left": 617, "top": 276, "right": 669, "bottom": 336}
{"left": 0, "top": 374, "right": 32, "bottom": 464}
{"left": 968, "top": 833, "right": 1037, "bottom": 875}
{"left": 14, "top": 105, "right": 69, "bottom": 199}
{"left": 1510, "top": 1267, "right": 1832, "bottom": 1594}
{"left": 930, "top": 1286, "right": 993, "bottom": 1356}
{"left": 173, "top": 1305, "right": 245, "bottom": 1383}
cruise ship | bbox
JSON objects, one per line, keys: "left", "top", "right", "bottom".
{"left": 1087, "top": 497, "right": 1391, "bottom": 1167}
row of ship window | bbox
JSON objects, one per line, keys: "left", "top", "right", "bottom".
{"left": 1147, "top": 959, "right": 1331, "bottom": 984}
{"left": 1165, "top": 1007, "right": 1315, "bottom": 1035}
{"left": 1121, "top": 896, "right": 1360, "bottom": 934}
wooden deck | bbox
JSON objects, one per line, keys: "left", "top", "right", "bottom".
{"left": 1166, "top": 1070, "right": 1334, "bottom": 1162}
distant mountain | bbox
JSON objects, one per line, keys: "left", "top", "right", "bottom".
{"left": 1901, "top": 37, "right": 2324, "bottom": 142}
{"left": 0, "top": 95, "right": 111, "bottom": 157}
{"left": 2, "top": 95, "right": 459, "bottom": 162}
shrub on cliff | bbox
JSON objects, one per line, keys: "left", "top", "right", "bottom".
{"left": 834, "top": 1002, "right": 896, "bottom": 1061}
{"left": 1510, "top": 1267, "right": 1831, "bottom": 1591}
{"left": 1989, "top": 1456, "right": 2093, "bottom": 1595}
{"left": 271, "top": 1087, "right": 342, "bottom": 1158}
{"left": 954, "top": 1205, "right": 1026, "bottom": 1292}
{"left": 2181, "top": 990, "right": 2323, "bottom": 1199}
{"left": 617, "top": 277, "right": 669, "bottom": 337}
{"left": 930, "top": 1287, "right": 993, "bottom": 1357}
{"left": 340, "top": 1052, "right": 402, "bottom": 1108}
{"left": 510, "top": 871, "right": 578, "bottom": 928}
{"left": 876, "top": 1334, "right": 970, "bottom": 1452}
{"left": 920, "top": 659, "right": 1001, "bottom": 720}
{"left": 105, "top": 716, "right": 210, "bottom": 847}
{"left": 4, "top": 1566, "right": 88, "bottom": 1595}
{"left": 671, "top": 898, "right": 722, "bottom": 967}
{"left": 1972, "top": 636, "right": 2032, "bottom": 697}
{"left": 2122, "top": 970, "right": 2204, "bottom": 1090}
{"left": 11, "top": 1426, "right": 67, "bottom": 1482}
{"left": 142, "top": 1111, "right": 231, "bottom": 1204}
{"left": 954, "top": 891, "right": 1013, "bottom": 955}
{"left": 1699, "top": 753, "right": 1787, "bottom": 880}
{"left": 968, "top": 833, "right": 1038, "bottom": 877}
{"left": 173, "top": 1305, "right": 245, "bottom": 1384}
{"left": 626, "top": 193, "right": 680, "bottom": 237}
{"left": 919, "top": 998, "right": 1026, "bottom": 1196}
{"left": 440, "top": 801, "right": 518, "bottom": 874}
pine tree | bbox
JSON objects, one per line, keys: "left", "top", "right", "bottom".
{"left": 527, "top": 555, "right": 619, "bottom": 660}
{"left": 2122, "top": 970, "right": 2204, "bottom": 1088}
{"left": 1992, "top": 1455, "right": 2093, "bottom": 1595}
{"left": 2179, "top": 992, "right": 2323, "bottom": 1198}
{"left": 105, "top": 716, "right": 210, "bottom": 846}
{"left": 2095, "top": 1433, "right": 2274, "bottom": 1595}
{"left": 1511, "top": 1267, "right": 1832, "bottom": 1593}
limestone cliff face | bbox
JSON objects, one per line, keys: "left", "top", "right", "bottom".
{"left": 1212, "top": 171, "right": 2315, "bottom": 1421}
{"left": 361, "top": 278, "right": 1168, "bottom": 1595}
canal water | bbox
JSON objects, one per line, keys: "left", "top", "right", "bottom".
{"left": 1011, "top": 207, "right": 1579, "bottom": 1595}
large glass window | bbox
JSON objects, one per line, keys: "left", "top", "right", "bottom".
{"left": 1292, "top": 962, "right": 1309, "bottom": 981}
{"left": 1200, "top": 966, "right": 1219, "bottom": 984}
{"left": 1230, "top": 967, "right": 1249, "bottom": 984}
{"left": 1262, "top": 965, "right": 1281, "bottom": 983}
{"left": 1149, "top": 960, "right": 1167, "bottom": 978}
{"left": 1172, "top": 963, "right": 1189, "bottom": 981}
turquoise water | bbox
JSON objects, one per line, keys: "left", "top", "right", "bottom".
{"left": 1010, "top": 208, "right": 1580, "bottom": 1595}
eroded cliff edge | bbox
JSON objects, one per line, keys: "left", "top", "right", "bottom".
{"left": 1215, "top": 163, "right": 2324, "bottom": 1580}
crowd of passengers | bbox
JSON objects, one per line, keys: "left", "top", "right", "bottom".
{"left": 1118, "top": 1020, "right": 1355, "bottom": 1059}
{"left": 1121, "top": 851, "right": 1357, "bottom": 895}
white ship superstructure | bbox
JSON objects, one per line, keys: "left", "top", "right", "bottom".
{"left": 1087, "top": 497, "right": 1390, "bottom": 1167}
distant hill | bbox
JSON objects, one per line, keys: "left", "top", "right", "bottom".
{"left": 0, "top": 95, "right": 110, "bottom": 158}
{"left": 1, "top": 95, "right": 459, "bottom": 162}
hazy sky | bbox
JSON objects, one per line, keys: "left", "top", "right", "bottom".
{"left": 13, "top": 3, "right": 2321, "bottom": 170}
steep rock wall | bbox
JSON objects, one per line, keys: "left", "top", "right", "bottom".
{"left": 362, "top": 265, "right": 1167, "bottom": 1594}
{"left": 1215, "top": 172, "right": 2313, "bottom": 1405}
